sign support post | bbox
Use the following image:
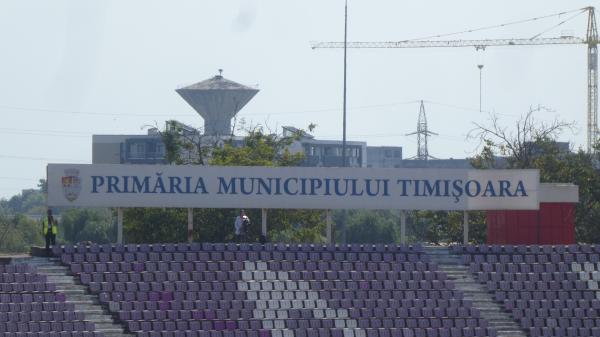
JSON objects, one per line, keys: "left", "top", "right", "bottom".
{"left": 400, "top": 210, "right": 407, "bottom": 244}
{"left": 117, "top": 208, "right": 123, "bottom": 244}
{"left": 463, "top": 211, "right": 469, "bottom": 244}
{"left": 187, "top": 208, "right": 193, "bottom": 243}
{"left": 261, "top": 209, "right": 267, "bottom": 237}
{"left": 326, "top": 210, "right": 333, "bottom": 244}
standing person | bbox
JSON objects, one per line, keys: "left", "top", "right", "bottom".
{"left": 42, "top": 209, "right": 58, "bottom": 256}
{"left": 234, "top": 210, "right": 250, "bottom": 242}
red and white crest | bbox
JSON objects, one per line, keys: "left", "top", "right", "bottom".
{"left": 61, "top": 169, "right": 81, "bottom": 202}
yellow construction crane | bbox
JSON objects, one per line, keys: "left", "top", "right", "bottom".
{"left": 312, "top": 7, "right": 598, "bottom": 153}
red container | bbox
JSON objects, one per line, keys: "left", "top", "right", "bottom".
{"left": 486, "top": 203, "right": 575, "bottom": 245}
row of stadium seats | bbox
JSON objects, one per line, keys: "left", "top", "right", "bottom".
{"left": 0, "top": 282, "right": 56, "bottom": 293}
{"left": 111, "top": 307, "right": 479, "bottom": 321}
{"left": 97, "top": 289, "right": 462, "bottom": 303}
{"left": 0, "top": 292, "right": 64, "bottom": 303}
{"left": 504, "top": 298, "right": 600, "bottom": 310}
{"left": 484, "top": 280, "right": 595, "bottom": 291}
{"left": 132, "top": 327, "right": 497, "bottom": 337}
{"left": 54, "top": 243, "right": 425, "bottom": 254}
{"left": 61, "top": 252, "right": 427, "bottom": 264}
{"left": 0, "top": 310, "right": 84, "bottom": 322}
{"left": 452, "top": 244, "right": 600, "bottom": 254}
{"left": 123, "top": 317, "right": 488, "bottom": 330}
{"left": 511, "top": 308, "right": 599, "bottom": 319}
{"left": 476, "top": 271, "right": 590, "bottom": 282}
{"left": 78, "top": 270, "right": 445, "bottom": 283}
{"left": 106, "top": 298, "right": 471, "bottom": 312}
{"left": 463, "top": 253, "right": 599, "bottom": 264}
{"left": 0, "top": 301, "right": 75, "bottom": 312}
{"left": 1, "top": 333, "right": 103, "bottom": 337}
{"left": 469, "top": 262, "right": 572, "bottom": 273}
{"left": 0, "top": 273, "right": 46, "bottom": 283}
{"left": 494, "top": 290, "right": 600, "bottom": 301}
{"left": 86, "top": 279, "right": 453, "bottom": 293}
{"left": 69, "top": 262, "right": 436, "bottom": 274}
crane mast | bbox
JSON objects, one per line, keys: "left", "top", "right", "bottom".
{"left": 312, "top": 7, "right": 599, "bottom": 152}
{"left": 588, "top": 7, "right": 598, "bottom": 152}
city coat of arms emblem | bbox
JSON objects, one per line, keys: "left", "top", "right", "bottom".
{"left": 62, "top": 169, "right": 81, "bottom": 202}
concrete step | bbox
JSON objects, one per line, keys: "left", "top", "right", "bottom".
{"left": 46, "top": 276, "right": 76, "bottom": 284}
{"left": 22, "top": 257, "right": 134, "bottom": 337}
{"left": 55, "top": 284, "right": 88, "bottom": 291}
{"left": 86, "top": 315, "right": 116, "bottom": 323}
{"left": 78, "top": 309, "right": 105, "bottom": 315}
{"left": 60, "top": 289, "right": 88, "bottom": 297}
{"left": 496, "top": 331, "right": 528, "bottom": 336}
{"left": 424, "top": 249, "right": 529, "bottom": 337}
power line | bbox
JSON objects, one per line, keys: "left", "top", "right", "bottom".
{"left": 0, "top": 127, "right": 89, "bottom": 135}
{"left": 0, "top": 100, "right": 422, "bottom": 119}
{"left": 0, "top": 105, "right": 184, "bottom": 118}
{"left": 0, "top": 177, "right": 40, "bottom": 182}
{"left": 403, "top": 8, "right": 585, "bottom": 42}
{"left": 0, "top": 154, "right": 87, "bottom": 162}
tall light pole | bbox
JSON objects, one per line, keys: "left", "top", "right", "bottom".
{"left": 339, "top": 0, "right": 349, "bottom": 244}
{"left": 342, "top": 0, "right": 348, "bottom": 167}
{"left": 478, "top": 64, "right": 484, "bottom": 112}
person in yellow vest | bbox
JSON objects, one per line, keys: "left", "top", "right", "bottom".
{"left": 42, "top": 209, "right": 58, "bottom": 255}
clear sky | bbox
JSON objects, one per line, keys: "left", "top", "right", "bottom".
{"left": 0, "top": 0, "right": 594, "bottom": 199}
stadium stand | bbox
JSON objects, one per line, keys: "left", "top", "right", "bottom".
{"left": 12, "top": 242, "right": 600, "bottom": 336}
{"left": 51, "top": 243, "right": 498, "bottom": 337}
{"left": 452, "top": 245, "right": 600, "bottom": 337}
{"left": 0, "top": 262, "right": 102, "bottom": 337}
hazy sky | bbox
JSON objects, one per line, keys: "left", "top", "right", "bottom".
{"left": 0, "top": 0, "right": 594, "bottom": 199}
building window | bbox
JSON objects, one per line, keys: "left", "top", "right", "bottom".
{"left": 325, "top": 147, "right": 340, "bottom": 156}
{"left": 129, "top": 142, "right": 145, "bottom": 159}
{"left": 385, "top": 149, "right": 392, "bottom": 157}
{"left": 156, "top": 144, "right": 165, "bottom": 157}
{"left": 394, "top": 150, "right": 401, "bottom": 158}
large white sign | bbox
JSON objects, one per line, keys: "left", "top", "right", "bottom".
{"left": 47, "top": 164, "right": 540, "bottom": 210}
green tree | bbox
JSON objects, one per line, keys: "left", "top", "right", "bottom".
{"left": 470, "top": 108, "right": 600, "bottom": 243}
{"left": 210, "top": 127, "right": 305, "bottom": 167}
{"left": 532, "top": 144, "right": 600, "bottom": 242}
{"left": 124, "top": 123, "right": 325, "bottom": 243}
{"left": 60, "top": 208, "right": 115, "bottom": 244}
{"left": 124, "top": 208, "right": 188, "bottom": 243}
{"left": 0, "top": 212, "right": 43, "bottom": 253}
{"left": 1, "top": 188, "right": 45, "bottom": 215}
{"left": 342, "top": 210, "right": 398, "bottom": 244}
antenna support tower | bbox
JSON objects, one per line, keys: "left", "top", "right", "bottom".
{"left": 406, "top": 100, "right": 438, "bottom": 160}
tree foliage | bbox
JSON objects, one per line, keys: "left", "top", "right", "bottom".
{"left": 0, "top": 188, "right": 46, "bottom": 253}
{"left": 469, "top": 106, "right": 574, "bottom": 169}
{"left": 124, "top": 123, "right": 326, "bottom": 244}
{"left": 0, "top": 212, "right": 43, "bottom": 253}
{"left": 342, "top": 210, "right": 399, "bottom": 244}
{"left": 470, "top": 108, "right": 600, "bottom": 243}
{"left": 61, "top": 208, "right": 115, "bottom": 244}
{"left": 210, "top": 127, "right": 305, "bottom": 167}
{"left": 124, "top": 208, "right": 188, "bottom": 243}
